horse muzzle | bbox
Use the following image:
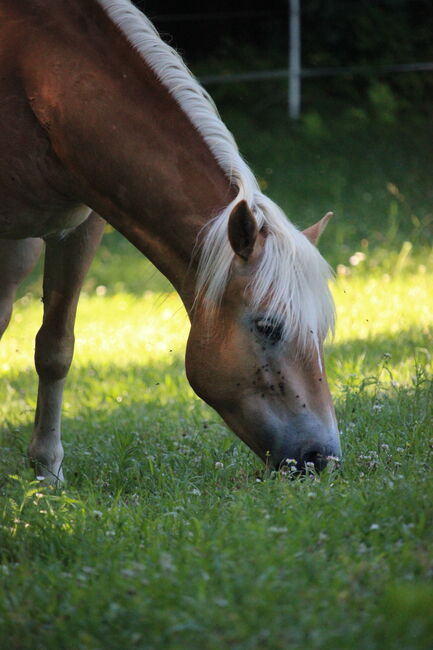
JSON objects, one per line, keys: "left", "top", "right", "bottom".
{"left": 264, "top": 413, "right": 341, "bottom": 473}
{"left": 274, "top": 441, "right": 341, "bottom": 473}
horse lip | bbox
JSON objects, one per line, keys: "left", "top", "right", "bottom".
{"left": 270, "top": 424, "right": 342, "bottom": 471}
{"left": 219, "top": 402, "right": 341, "bottom": 469}
{"left": 277, "top": 452, "right": 342, "bottom": 475}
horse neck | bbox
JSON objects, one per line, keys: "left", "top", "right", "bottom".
{"left": 19, "top": 0, "right": 235, "bottom": 313}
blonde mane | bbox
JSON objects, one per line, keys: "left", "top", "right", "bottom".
{"left": 97, "top": 0, "right": 335, "bottom": 349}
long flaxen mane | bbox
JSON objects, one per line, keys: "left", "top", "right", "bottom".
{"left": 98, "top": 0, "right": 335, "bottom": 351}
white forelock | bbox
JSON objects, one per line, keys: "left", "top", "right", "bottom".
{"left": 97, "top": 0, "right": 335, "bottom": 349}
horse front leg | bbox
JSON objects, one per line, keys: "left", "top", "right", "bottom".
{"left": 28, "top": 212, "right": 105, "bottom": 483}
{"left": 0, "top": 238, "right": 43, "bottom": 338}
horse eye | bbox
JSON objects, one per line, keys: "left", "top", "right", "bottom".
{"left": 255, "top": 319, "right": 283, "bottom": 342}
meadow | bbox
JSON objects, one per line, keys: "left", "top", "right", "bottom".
{"left": 0, "top": 112, "right": 432, "bottom": 649}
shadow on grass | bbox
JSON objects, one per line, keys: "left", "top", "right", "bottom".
{"left": 1, "top": 380, "right": 431, "bottom": 498}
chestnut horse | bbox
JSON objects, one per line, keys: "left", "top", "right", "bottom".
{"left": 0, "top": 0, "right": 340, "bottom": 482}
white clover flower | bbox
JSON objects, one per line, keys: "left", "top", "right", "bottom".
{"left": 349, "top": 251, "right": 366, "bottom": 266}
{"left": 121, "top": 568, "right": 136, "bottom": 578}
{"left": 82, "top": 566, "right": 95, "bottom": 574}
{"left": 337, "top": 264, "right": 350, "bottom": 276}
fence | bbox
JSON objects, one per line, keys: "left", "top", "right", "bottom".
{"left": 149, "top": 1, "right": 433, "bottom": 119}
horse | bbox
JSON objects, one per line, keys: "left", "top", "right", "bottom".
{"left": 0, "top": 0, "right": 340, "bottom": 483}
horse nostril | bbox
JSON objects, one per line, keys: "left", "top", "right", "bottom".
{"left": 301, "top": 448, "right": 329, "bottom": 472}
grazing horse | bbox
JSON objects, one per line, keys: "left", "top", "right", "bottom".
{"left": 0, "top": 0, "right": 340, "bottom": 482}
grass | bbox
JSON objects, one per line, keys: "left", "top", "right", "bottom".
{"left": 1, "top": 112, "right": 433, "bottom": 649}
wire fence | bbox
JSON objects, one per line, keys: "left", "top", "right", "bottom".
{"left": 200, "top": 62, "right": 433, "bottom": 84}
{"left": 146, "top": 2, "right": 433, "bottom": 118}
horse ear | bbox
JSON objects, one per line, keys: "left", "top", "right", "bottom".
{"left": 303, "top": 212, "right": 333, "bottom": 246}
{"left": 228, "top": 200, "right": 258, "bottom": 261}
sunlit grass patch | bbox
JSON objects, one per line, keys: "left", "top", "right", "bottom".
{"left": 1, "top": 291, "right": 189, "bottom": 372}
{"left": 328, "top": 266, "right": 432, "bottom": 392}
{"left": 334, "top": 270, "right": 432, "bottom": 343}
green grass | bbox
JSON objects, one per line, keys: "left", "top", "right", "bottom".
{"left": 1, "top": 114, "right": 433, "bottom": 649}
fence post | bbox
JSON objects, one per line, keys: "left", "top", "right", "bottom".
{"left": 289, "top": 0, "right": 301, "bottom": 119}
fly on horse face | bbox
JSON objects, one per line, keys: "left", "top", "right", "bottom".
{"left": 0, "top": 0, "right": 341, "bottom": 482}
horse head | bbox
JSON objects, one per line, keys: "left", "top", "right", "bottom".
{"left": 186, "top": 200, "right": 341, "bottom": 472}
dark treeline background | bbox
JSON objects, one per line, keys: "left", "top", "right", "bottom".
{"left": 133, "top": 0, "right": 433, "bottom": 116}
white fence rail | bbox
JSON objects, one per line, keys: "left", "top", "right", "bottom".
{"left": 200, "top": 62, "right": 433, "bottom": 84}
